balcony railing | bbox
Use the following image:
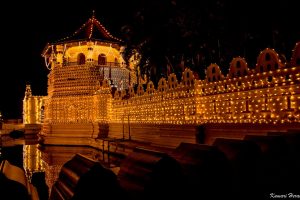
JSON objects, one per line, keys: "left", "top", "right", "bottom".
{"left": 64, "top": 61, "right": 126, "bottom": 68}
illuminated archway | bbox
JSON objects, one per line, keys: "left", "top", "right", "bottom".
{"left": 77, "top": 53, "right": 86, "bottom": 65}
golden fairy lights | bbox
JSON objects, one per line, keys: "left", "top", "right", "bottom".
{"left": 23, "top": 85, "right": 45, "bottom": 124}
{"left": 25, "top": 37, "right": 300, "bottom": 142}
{"left": 31, "top": 26, "right": 134, "bottom": 129}
{"left": 111, "top": 46, "right": 300, "bottom": 125}
{"left": 23, "top": 145, "right": 44, "bottom": 175}
{"left": 41, "top": 14, "right": 123, "bottom": 58}
{"left": 55, "top": 14, "right": 122, "bottom": 43}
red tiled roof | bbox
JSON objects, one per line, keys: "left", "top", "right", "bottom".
{"left": 55, "top": 14, "right": 122, "bottom": 43}
{"left": 42, "top": 13, "right": 123, "bottom": 57}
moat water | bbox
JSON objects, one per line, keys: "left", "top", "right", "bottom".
{"left": 0, "top": 136, "right": 110, "bottom": 200}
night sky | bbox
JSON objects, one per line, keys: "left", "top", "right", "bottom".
{"left": 0, "top": 0, "right": 299, "bottom": 119}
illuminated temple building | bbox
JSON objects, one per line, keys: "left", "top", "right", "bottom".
{"left": 23, "top": 15, "right": 300, "bottom": 147}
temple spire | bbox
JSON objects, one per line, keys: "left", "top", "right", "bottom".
{"left": 25, "top": 85, "right": 32, "bottom": 98}
{"left": 46, "top": 10, "right": 122, "bottom": 44}
{"left": 92, "top": 10, "right": 95, "bottom": 18}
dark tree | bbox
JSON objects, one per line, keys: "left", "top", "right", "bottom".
{"left": 121, "top": 0, "right": 300, "bottom": 82}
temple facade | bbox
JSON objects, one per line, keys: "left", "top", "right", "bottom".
{"left": 23, "top": 15, "right": 300, "bottom": 147}
{"left": 34, "top": 15, "right": 135, "bottom": 145}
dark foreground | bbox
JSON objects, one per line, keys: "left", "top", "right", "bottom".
{"left": 1, "top": 130, "right": 300, "bottom": 200}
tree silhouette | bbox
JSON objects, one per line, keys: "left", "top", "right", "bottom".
{"left": 121, "top": 0, "right": 300, "bottom": 82}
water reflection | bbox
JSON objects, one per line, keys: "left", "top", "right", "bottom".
{"left": 23, "top": 144, "right": 44, "bottom": 180}
{"left": 36, "top": 145, "right": 103, "bottom": 192}
{"left": 2, "top": 138, "right": 108, "bottom": 199}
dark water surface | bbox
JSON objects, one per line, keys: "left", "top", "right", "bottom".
{"left": 0, "top": 138, "right": 108, "bottom": 200}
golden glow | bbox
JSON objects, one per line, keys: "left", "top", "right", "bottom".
{"left": 23, "top": 144, "right": 44, "bottom": 179}
{"left": 23, "top": 85, "right": 45, "bottom": 124}
{"left": 64, "top": 44, "right": 125, "bottom": 65}
{"left": 24, "top": 43, "right": 300, "bottom": 140}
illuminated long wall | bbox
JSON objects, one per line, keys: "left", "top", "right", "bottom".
{"left": 110, "top": 66, "right": 300, "bottom": 124}
{"left": 106, "top": 45, "right": 300, "bottom": 145}
{"left": 24, "top": 42, "right": 300, "bottom": 146}
{"left": 110, "top": 46, "right": 300, "bottom": 123}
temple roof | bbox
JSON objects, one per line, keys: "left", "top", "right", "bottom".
{"left": 55, "top": 13, "right": 122, "bottom": 43}
{"left": 42, "top": 12, "right": 123, "bottom": 56}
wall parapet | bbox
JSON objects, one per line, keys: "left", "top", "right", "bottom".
{"left": 110, "top": 43, "right": 300, "bottom": 125}
{"left": 24, "top": 42, "right": 300, "bottom": 135}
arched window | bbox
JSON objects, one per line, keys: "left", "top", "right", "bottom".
{"left": 236, "top": 61, "right": 241, "bottom": 68}
{"left": 77, "top": 53, "right": 86, "bottom": 65}
{"left": 212, "top": 67, "right": 216, "bottom": 73}
{"left": 260, "top": 66, "right": 264, "bottom": 72}
{"left": 296, "top": 58, "right": 300, "bottom": 66}
{"left": 63, "top": 57, "right": 67, "bottom": 66}
{"left": 268, "top": 76, "right": 273, "bottom": 82}
{"left": 98, "top": 54, "right": 106, "bottom": 65}
{"left": 265, "top": 53, "right": 271, "bottom": 61}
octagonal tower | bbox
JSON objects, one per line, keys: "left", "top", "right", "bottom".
{"left": 40, "top": 13, "right": 134, "bottom": 145}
